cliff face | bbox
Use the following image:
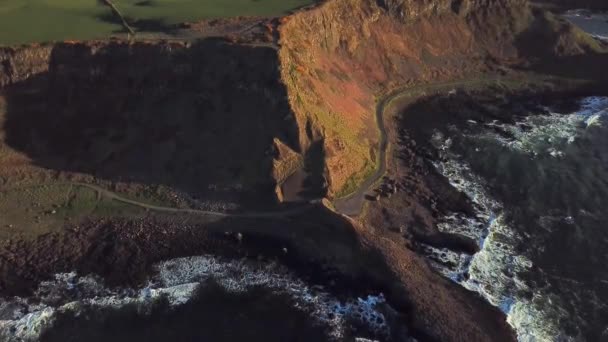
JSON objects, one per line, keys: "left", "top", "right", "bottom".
{"left": 0, "top": 41, "right": 300, "bottom": 206}
{"left": 0, "top": 1, "right": 604, "bottom": 342}
{"left": 0, "top": 45, "right": 53, "bottom": 87}
{"left": 0, "top": 0, "right": 600, "bottom": 202}
{"left": 278, "top": 0, "right": 598, "bottom": 196}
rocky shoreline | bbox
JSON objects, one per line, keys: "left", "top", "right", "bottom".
{"left": 0, "top": 0, "right": 607, "bottom": 340}
{"left": 2, "top": 81, "right": 607, "bottom": 341}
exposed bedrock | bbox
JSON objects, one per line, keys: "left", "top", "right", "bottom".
{"left": 279, "top": 0, "right": 602, "bottom": 196}
{"left": 0, "top": 0, "right": 602, "bottom": 200}
{"left": 0, "top": 0, "right": 605, "bottom": 341}
{"left": 0, "top": 40, "right": 301, "bottom": 207}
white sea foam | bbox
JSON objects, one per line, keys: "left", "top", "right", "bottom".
{"left": 480, "top": 97, "right": 608, "bottom": 157}
{"left": 425, "top": 96, "right": 608, "bottom": 341}
{"left": 0, "top": 256, "right": 396, "bottom": 341}
{"left": 418, "top": 243, "right": 472, "bottom": 281}
{"left": 428, "top": 140, "right": 563, "bottom": 341}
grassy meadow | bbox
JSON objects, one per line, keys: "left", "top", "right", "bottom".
{"left": 0, "top": 0, "right": 313, "bottom": 45}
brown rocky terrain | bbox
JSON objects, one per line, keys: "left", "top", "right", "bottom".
{"left": 0, "top": 0, "right": 607, "bottom": 341}
{"left": 0, "top": 0, "right": 603, "bottom": 202}
{"left": 278, "top": 0, "right": 602, "bottom": 197}
{"left": 0, "top": 39, "right": 300, "bottom": 209}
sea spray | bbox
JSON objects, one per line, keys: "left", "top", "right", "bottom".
{"left": 0, "top": 256, "right": 401, "bottom": 341}
{"left": 425, "top": 96, "right": 608, "bottom": 341}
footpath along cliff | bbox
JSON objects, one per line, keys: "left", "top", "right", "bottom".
{"left": 0, "top": 1, "right": 604, "bottom": 341}
{"left": 278, "top": 0, "right": 601, "bottom": 197}
{"left": 0, "top": 0, "right": 600, "bottom": 202}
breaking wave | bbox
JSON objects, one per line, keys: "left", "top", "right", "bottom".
{"left": 426, "top": 96, "right": 608, "bottom": 341}
{"left": 479, "top": 97, "right": 608, "bottom": 157}
{"left": 0, "top": 256, "right": 399, "bottom": 341}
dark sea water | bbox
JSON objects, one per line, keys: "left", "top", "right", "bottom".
{"left": 0, "top": 256, "right": 409, "bottom": 342}
{"left": 563, "top": 10, "right": 608, "bottom": 42}
{"left": 426, "top": 96, "right": 608, "bottom": 341}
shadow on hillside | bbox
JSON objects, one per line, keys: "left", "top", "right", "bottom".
{"left": 518, "top": 51, "right": 608, "bottom": 81}
{"left": 513, "top": 7, "right": 608, "bottom": 81}
{"left": 1, "top": 38, "right": 300, "bottom": 208}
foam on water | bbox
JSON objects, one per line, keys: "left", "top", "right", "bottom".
{"left": 0, "top": 256, "right": 396, "bottom": 341}
{"left": 480, "top": 97, "right": 608, "bottom": 157}
{"left": 431, "top": 131, "right": 500, "bottom": 242}
{"left": 426, "top": 97, "right": 608, "bottom": 341}
{"left": 429, "top": 138, "right": 567, "bottom": 341}
{"left": 417, "top": 243, "right": 472, "bottom": 282}
{"left": 563, "top": 10, "right": 608, "bottom": 42}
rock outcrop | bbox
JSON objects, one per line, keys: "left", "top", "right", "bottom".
{"left": 278, "top": 0, "right": 599, "bottom": 196}
{"left": 0, "top": 40, "right": 300, "bottom": 207}
{"left": 0, "top": 3, "right": 604, "bottom": 339}
{"left": 0, "top": 0, "right": 600, "bottom": 201}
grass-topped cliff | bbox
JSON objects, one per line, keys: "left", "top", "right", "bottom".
{"left": 0, "top": 40, "right": 301, "bottom": 213}
{"left": 1, "top": 0, "right": 603, "bottom": 208}
{"left": 278, "top": 0, "right": 603, "bottom": 198}
{"left": 0, "top": 0, "right": 314, "bottom": 45}
{"left": 0, "top": 1, "right": 606, "bottom": 341}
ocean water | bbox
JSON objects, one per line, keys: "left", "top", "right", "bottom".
{"left": 563, "top": 10, "right": 608, "bottom": 42}
{"left": 425, "top": 97, "right": 608, "bottom": 341}
{"left": 0, "top": 256, "right": 407, "bottom": 342}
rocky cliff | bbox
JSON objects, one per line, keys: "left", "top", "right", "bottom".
{"left": 0, "top": 40, "right": 301, "bottom": 207}
{"left": 0, "top": 1, "right": 604, "bottom": 341}
{"left": 0, "top": 0, "right": 600, "bottom": 202}
{"left": 278, "top": 0, "right": 599, "bottom": 196}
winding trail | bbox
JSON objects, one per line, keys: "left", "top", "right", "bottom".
{"left": 73, "top": 182, "right": 316, "bottom": 218}
{"left": 101, "top": 0, "right": 136, "bottom": 35}
{"left": 3, "top": 77, "right": 550, "bottom": 220}
{"left": 0, "top": 181, "right": 315, "bottom": 219}
{"left": 333, "top": 77, "right": 532, "bottom": 217}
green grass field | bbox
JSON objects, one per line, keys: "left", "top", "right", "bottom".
{"left": 0, "top": 183, "right": 147, "bottom": 240}
{"left": 0, "top": 0, "right": 313, "bottom": 45}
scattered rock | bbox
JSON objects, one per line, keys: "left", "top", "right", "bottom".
{"left": 389, "top": 226, "right": 403, "bottom": 233}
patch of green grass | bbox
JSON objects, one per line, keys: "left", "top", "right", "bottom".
{"left": 334, "top": 159, "right": 375, "bottom": 198}
{"left": 0, "top": 183, "right": 145, "bottom": 240}
{"left": 117, "top": 0, "right": 312, "bottom": 24}
{"left": 0, "top": 0, "right": 313, "bottom": 45}
{"left": 0, "top": 0, "right": 119, "bottom": 45}
{"left": 111, "top": 184, "right": 179, "bottom": 208}
{"left": 0, "top": 184, "right": 86, "bottom": 239}
{"left": 91, "top": 195, "right": 147, "bottom": 217}
{"left": 333, "top": 75, "right": 571, "bottom": 200}
{"left": 55, "top": 185, "right": 99, "bottom": 217}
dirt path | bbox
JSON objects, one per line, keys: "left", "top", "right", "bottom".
{"left": 3, "top": 76, "right": 555, "bottom": 220}
{"left": 101, "top": 0, "right": 135, "bottom": 35}
{"left": 1, "top": 181, "right": 315, "bottom": 219}
{"left": 333, "top": 76, "right": 535, "bottom": 217}
{"left": 72, "top": 182, "right": 314, "bottom": 218}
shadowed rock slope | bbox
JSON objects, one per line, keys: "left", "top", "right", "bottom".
{"left": 0, "top": 40, "right": 301, "bottom": 208}
{"left": 0, "top": 0, "right": 601, "bottom": 201}
{"left": 0, "top": 1, "right": 605, "bottom": 341}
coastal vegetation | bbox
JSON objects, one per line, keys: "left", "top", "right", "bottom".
{"left": 0, "top": 0, "right": 313, "bottom": 45}
{"left": 0, "top": 0, "right": 606, "bottom": 340}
